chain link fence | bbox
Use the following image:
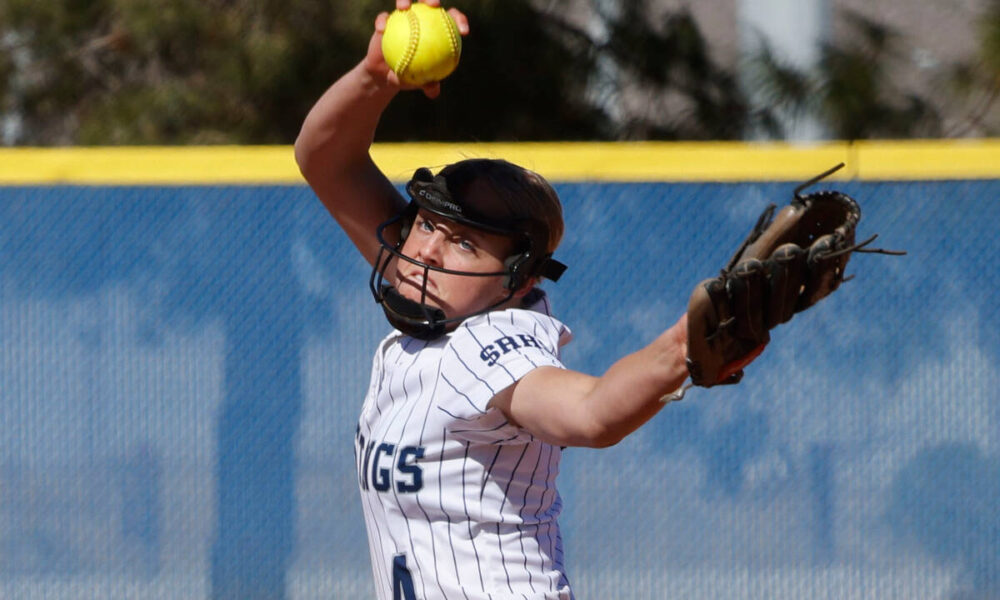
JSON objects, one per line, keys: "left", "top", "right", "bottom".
{"left": 0, "top": 179, "right": 996, "bottom": 599}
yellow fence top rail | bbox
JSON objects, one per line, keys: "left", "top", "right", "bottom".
{"left": 0, "top": 139, "right": 997, "bottom": 184}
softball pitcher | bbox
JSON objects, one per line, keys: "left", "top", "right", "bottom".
{"left": 294, "top": 2, "right": 753, "bottom": 597}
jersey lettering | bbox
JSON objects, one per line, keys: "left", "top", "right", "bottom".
{"left": 479, "top": 345, "right": 501, "bottom": 366}
{"left": 372, "top": 443, "right": 396, "bottom": 492}
{"left": 355, "top": 431, "right": 368, "bottom": 489}
{"left": 396, "top": 446, "right": 425, "bottom": 493}
{"left": 517, "top": 334, "right": 541, "bottom": 349}
{"left": 356, "top": 433, "right": 426, "bottom": 494}
{"left": 361, "top": 440, "right": 377, "bottom": 491}
{"left": 495, "top": 335, "right": 521, "bottom": 353}
{"left": 479, "top": 333, "right": 543, "bottom": 366}
{"left": 392, "top": 554, "right": 417, "bottom": 600}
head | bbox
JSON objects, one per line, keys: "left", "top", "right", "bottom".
{"left": 370, "top": 159, "right": 567, "bottom": 339}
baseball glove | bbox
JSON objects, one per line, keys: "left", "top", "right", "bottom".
{"left": 685, "top": 163, "right": 904, "bottom": 388}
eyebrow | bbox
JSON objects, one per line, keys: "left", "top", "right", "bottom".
{"left": 417, "top": 210, "right": 513, "bottom": 253}
{"left": 419, "top": 211, "right": 484, "bottom": 241}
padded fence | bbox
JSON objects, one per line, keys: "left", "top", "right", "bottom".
{"left": 0, "top": 176, "right": 997, "bottom": 599}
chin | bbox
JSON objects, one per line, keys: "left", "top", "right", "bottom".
{"left": 398, "top": 286, "right": 422, "bottom": 304}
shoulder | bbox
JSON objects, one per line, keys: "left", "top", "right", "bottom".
{"left": 409, "top": 291, "right": 571, "bottom": 437}
{"left": 449, "top": 291, "right": 572, "bottom": 362}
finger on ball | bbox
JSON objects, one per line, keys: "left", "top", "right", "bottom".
{"left": 448, "top": 9, "right": 469, "bottom": 34}
{"left": 423, "top": 82, "right": 441, "bottom": 98}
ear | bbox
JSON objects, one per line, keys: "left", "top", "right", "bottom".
{"left": 511, "top": 278, "right": 540, "bottom": 300}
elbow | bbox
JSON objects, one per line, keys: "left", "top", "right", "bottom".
{"left": 569, "top": 398, "right": 629, "bottom": 449}
{"left": 294, "top": 132, "right": 357, "bottom": 188}
{"left": 548, "top": 421, "right": 622, "bottom": 449}
{"left": 590, "top": 434, "right": 625, "bottom": 449}
{"left": 581, "top": 424, "right": 626, "bottom": 449}
{"left": 293, "top": 134, "right": 313, "bottom": 178}
{"left": 293, "top": 126, "right": 332, "bottom": 182}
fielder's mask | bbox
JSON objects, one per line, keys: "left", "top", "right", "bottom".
{"left": 370, "top": 166, "right": 568, "bottom": 340}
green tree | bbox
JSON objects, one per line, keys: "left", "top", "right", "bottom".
{"left": 0, "top": 0, "right": 605, "bottom": 144}
{"left": 747, "top": 9, "right": 942, "bottom": 140}
{"left": 375, "top": 0, "right": 605, "bottom": 141}
{"left": 586, "top": 1, "right": 753, "bottom": 140}
{"left": 948, "top": 0, "right": 1000, "bottom": 136}
{"left": 0, "top": 0, "right": 757, "bottom": 144}
{"left": 5, "top": 1, "right": 973, "bottom": 144}
{"left": 392, "top": 0, "right": 755, "bottom": 141}
{"left": 0, "top": 0, "right": 379, "bottom": 144}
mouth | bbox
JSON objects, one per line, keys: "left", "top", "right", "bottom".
{"left": 397, "top": 270, "right": 437, "bottom": 303}
{"left": 398, "top": 270, "right": 426, "bottom": 290}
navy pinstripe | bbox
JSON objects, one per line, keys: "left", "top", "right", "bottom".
{"left": 356, "top": 292, "right": 575, "bottom": 599}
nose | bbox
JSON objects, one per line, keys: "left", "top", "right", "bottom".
{"left": 412, "top": 230, "right": 445, "bottom": 266}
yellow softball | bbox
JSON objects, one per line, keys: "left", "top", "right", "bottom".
{"left": 381, "top": 3, "right": 462, "bottom": 87}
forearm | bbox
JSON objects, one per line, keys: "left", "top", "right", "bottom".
{"left": 293, "top": 5, "right": 468, "bottom": 262}
{"left": 294, "top": 61, "right": 398, "bottom": 182}
{"left": 500, "top": 314, "right": 689, "bottom": 448}
{"left": 579, "top": 325, "right": 689, "bottom": 446}
{"left": 293, "top": 50, "right": 407, "bottom": 264}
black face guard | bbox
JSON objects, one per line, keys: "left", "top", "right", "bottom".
{"left": 368, "top": 168, "right": 567, "bottom": 340}
{"left": 369, "top": 215, "right": 520, "bottom": 340}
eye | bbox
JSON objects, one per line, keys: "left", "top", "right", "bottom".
{"left": 416, "top": 217, "right": 434, "bottom": 232}
{"left": 457, "top": 239, "right": 476, "bottom": 253}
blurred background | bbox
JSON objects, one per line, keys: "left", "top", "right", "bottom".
{"left": 1, "top": 0, "right": 998, "bottom": 145}
{"left": 1, "top": 1, "right": 998, "bottom": 600}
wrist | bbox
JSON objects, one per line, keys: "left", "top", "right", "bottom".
{"left": 652, "top": 323, "right": 690, "bottom": 393}
{"left": 354, "top": 60, "right": 400, "bottom": 100}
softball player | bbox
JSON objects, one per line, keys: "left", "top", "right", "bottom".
{"left": 295, "top": 2, "right": 746, "bottom": 597}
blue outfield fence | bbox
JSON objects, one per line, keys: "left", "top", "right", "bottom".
{"left": 0, "top": 176, "right": 998, "bottom": 599}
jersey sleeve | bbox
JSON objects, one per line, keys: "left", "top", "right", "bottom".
{"left": 435, "top": 309, "right": 569, "bottom": 444}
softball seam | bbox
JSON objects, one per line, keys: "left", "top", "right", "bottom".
{"left": 396, "top": 9, "right": 421, "bottom": 78}
{"left": 438, "top": 9, "right": 460, "bottom": 59}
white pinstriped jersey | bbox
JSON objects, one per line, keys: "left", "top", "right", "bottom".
{"left": 354, "top": 291, "right": 574, "bottom": 600}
